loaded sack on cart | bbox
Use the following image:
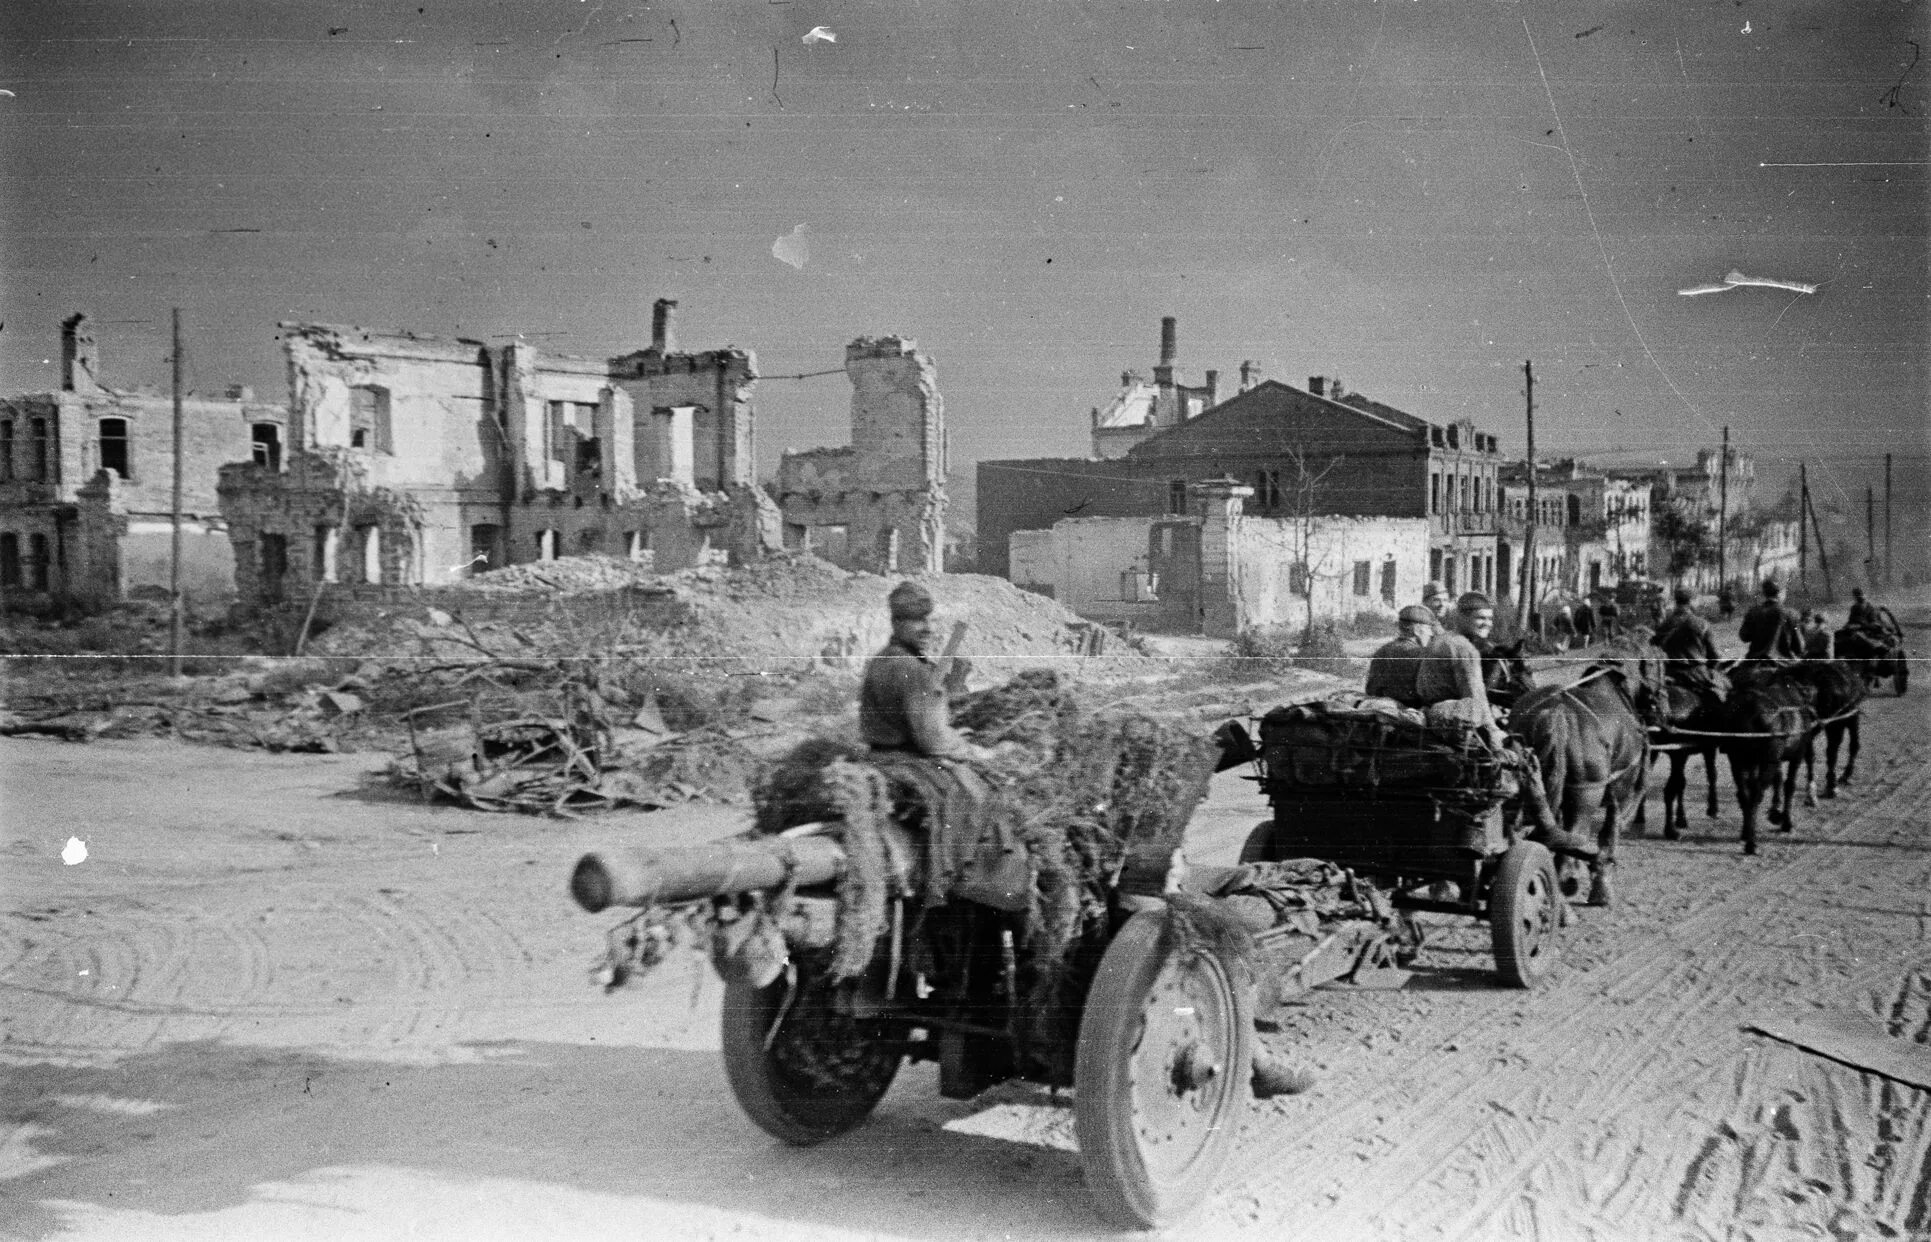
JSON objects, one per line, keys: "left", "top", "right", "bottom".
{"left": 567, "top": 671, "right": 1409, "bottom": 1229}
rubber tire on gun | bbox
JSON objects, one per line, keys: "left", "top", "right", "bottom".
{"left": 1074, "top": 909, "right": 1254, "bottom": 1230}
{"left": 719, "top": 970, "right": 902, "bottom": 1145}
{"left": 1488, "top": 841, "right": 1560, "bottom": 989}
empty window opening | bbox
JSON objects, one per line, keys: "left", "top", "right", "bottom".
{"left": 97, "top": 418, "right": 130, "bottom": 478}
{"left": 1380, "top": 560, "right": 1397, "bottom": 604}
{"left": 468, "top": 524, "right": 499, "bottom": 575}
{"left": 28, "top": 532, "right": 51, "bottom": 591}
{"left": 312, "top": 525, "right": 339, "bottom": 582}
{"left": 625, "top": 529, "right": 649, "bottom": 561}
{"left": 251, "top": 422, "right": 282, "bottom": 471}
{"left": 876, "top": 526, "right": 900, "bottom": 574}
{"left": 535, "top": 529, "right": 557, "bottom": 561}
{"left": 1352, "top": 560, "right": 1371, "bottom": 597}
{"left": 29, "top": 417, "right": 51, "bottom": 481}
{"left": 1288, "top": 561, "right": 1309, "bottom": 597}
{"left": 350, "top": 386, "right": 392, "bottom": 454}
{"left": 0, "top": 419, "right": 11, "bottom": 481}
{"left": 259, "top": 533, "right": 288, "bottom": 600}
{"left": 359, "top": 526, "right": 381, "bottom": 584}
{"left": 1168, "top": 479, "right": 1188, "bottom": 514}
{"left": 0, "top": 533, "right": 18, "bottom": 587}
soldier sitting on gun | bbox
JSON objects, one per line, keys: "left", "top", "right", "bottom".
{"left": 1364, "top": 606, "right": 1437, "bottom": 707}
{"left": 859, "top": 580, "right": 991, "bottom": 760}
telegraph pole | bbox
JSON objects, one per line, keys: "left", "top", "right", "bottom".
{"left": 1716, "top": 425, "right": 1728, "bottom": 596}
{"left": 1866, "top": 485, "right": 1877, "bottom": 583}
{"left": 1798, "top": 462, "right": 1808, "bottom": 591}
{"left": 169, "top": 308, "right": 185, "bottom": 677}
{"left": 1885, "top": 452, "right": 1893, "bottom": 586}
{"left": 1521, "top": 360, "right": 1538, "bottom": 631}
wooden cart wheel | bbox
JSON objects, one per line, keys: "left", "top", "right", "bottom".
{"left": 1238, "top": 820, "right": 1276, "bottom": 864}
{"left": 719, "top": 969, "right": 902, "bottom": 1146}
{"left": 1074, "top": 910, "right": 1253, "bottom": 1230}
{"left": 1488, "top": 841, "right": 1560, "bottom": 989}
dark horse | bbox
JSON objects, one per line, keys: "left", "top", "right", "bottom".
{"left": 1720, "top": 661, "right": 1866, "bottom": 854}
{"left": 1638, "top": 680, "right": 1725, "bottom": 840}
{"left": 1483, "top": 638, "right": 1538, "bottom": 709}
{"left": 1508, "top": 653, "right": 1664, "bottom": 908}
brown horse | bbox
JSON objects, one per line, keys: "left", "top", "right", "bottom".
{"left": 1719, "top": 668, "right": 1816, "bottom": 855}
{"left": 1508, "top": 655, "right": 1663, "bottom": 908}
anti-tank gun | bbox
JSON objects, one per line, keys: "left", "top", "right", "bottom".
{"left": 568, "top": 696, "right": 1410, "bottom": 1231}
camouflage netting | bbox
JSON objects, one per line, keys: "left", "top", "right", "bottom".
{"left": 749, "top": 670, "right": 1219, "bottom": 981}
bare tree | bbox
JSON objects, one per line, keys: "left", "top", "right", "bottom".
{"left": 1281, "top": 446, "right": 1345, "bottom": 638}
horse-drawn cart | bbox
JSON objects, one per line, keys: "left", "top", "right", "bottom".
{"left": 568, "top": 697, "right": 1410, "bottom": 1230}
{"left": 1234, "top": 695, "right": 1565, "bottom": 988}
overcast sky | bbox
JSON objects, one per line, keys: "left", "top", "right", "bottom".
{"left": 2, "top": 0, "right": 1924, "bottom": 509}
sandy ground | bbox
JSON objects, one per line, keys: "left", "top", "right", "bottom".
{"left": 3, "top": 611, "right": 1929, "bottom": 1241}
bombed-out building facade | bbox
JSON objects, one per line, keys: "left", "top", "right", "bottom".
{"left": 217, "top": 301, "right": 946, "bottom": 603}
{"left": 0, "top": 315, "right": 284, "bottom": 605}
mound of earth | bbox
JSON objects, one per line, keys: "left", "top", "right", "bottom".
{"left": 306, "top": 553, "right": 1117, "bottom": 683}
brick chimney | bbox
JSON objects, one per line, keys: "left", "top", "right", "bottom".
{"left": 651, "top": 298, "right": 678, "bottom": 354}
{"left": 1153, "top": 316, "right": 1177, "bottom": 424}
{"left": 1204, "top": 369, "right": 1219, "bottom": 408}
{"left": 61, "top": 313, "right": 100, "bottom": 394}
{"left": 1238, "top": 360, "right": 1260, "bottom": 392}
{"left": 1309, "top": 376, "right": 1326, "bottom": 397}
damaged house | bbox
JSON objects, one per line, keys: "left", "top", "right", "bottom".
{"left": 0, "top": 315, "right": 285, "bottom": 606}
{"left": 219, "top": 301, "right": 949, "bottom": 602}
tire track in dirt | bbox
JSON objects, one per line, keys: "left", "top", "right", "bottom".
{"left": 1211, "top": 721, "right": 1930, "bottom": 1238}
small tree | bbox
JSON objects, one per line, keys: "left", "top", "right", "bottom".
{"left": 1280, "top": 446, "right": 1344, "bottom": 638}
{"left": 1653, "top": 502, "right": 1715, "bottom": 584}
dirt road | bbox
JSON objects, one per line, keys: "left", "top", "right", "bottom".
{"left": 4, "top": 685, "right": 1928, "bottom": 1239}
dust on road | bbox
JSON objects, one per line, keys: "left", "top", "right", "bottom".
{"left": 3, "top": 684, "right": 1928, "bottom": 1240}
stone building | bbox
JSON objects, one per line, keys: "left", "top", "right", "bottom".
{"left": 774, "top": 337, "right": 948, "bottom": 575}
{"left": 1009, "top": 477, "right": 1429, "bottom": 637}
{"left": 219, "top": 301, "right": 782, "bottom": 602}
{"left": 218, "top": 302, "right": 949, "bottom": 603}
{"left": 0, "top": 314, "right": 284, "bottom": 606}
{"left": 981, "top": 337, "right": 1503, "bottom": 603}
{"left": 1497, "top": 459, "right": 1652, "bottom": 606}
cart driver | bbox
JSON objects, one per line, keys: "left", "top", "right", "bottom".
{"left": 1364, "top": 605, "right": 1437, "bottom": 706}
{"left": 858, "top": 581, "right": 987, "bottom": 760}
{"left": 1651, "top": 586, "right": 1722, "bottom": 694}
{"left": 1421, "top": 580, "right": 1451, "bottom": 626}
{"left": 1739, "top": 578, "right": 1803, "bottom": 664}
{"left": 1414, "top": 592, "right": 1506, "bottom": 746}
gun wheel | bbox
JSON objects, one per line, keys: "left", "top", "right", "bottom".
{"left": 720, "top": 967, "right": 902, "bottom": 1146}
{"left": 1074, "top": 910, "right": 1252, "bottom": 1230}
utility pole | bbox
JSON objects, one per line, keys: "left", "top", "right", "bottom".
{"left": 1884, "top": 452, "right": 1893, "bottom": 586}
{"left": 1798, "top": 462, "right": 1808, "bottom": 591}
{"left": 1866, "top": 485, "right": 1876, "bottom": 583}
{"left": 1716, "top": 425, "right": 1728, "bottom": 597}
{"left": 1804, "top": 485, "right": 1833, "bottom": 598}
{"left": 1521, "top": 360, "right": 1538, "bottom": 632}
{"left": 169, "top": 308, "right": 185, "bottom": 677}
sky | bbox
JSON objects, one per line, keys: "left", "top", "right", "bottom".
{"left": 2, "top": 0, "right": 1925, "bottom": 515}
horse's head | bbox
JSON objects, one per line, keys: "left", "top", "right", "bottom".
{"left": 1488, "top": 639, "right": 1537, "bottom": 707}
{"left": 1589, "top": 655, "right": 1672, "bottom": 728}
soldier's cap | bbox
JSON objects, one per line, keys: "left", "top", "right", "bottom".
{"left": 1673, "top": 586, "right": 1693, "bottom": 605}
{"left": 1761, "top": 578, "right": 1783, "bottom": 598}
{"left": 1852, "top": 587, "right": 1866, "bottom": 598}
{"left": 1397, "top": 605, "right": 1436, "bottom": 626}
{"left": 1456, "top": 591, "right": 1494, "bottom": 613}
{"left": 887, "top": 580, "right": 935, "bottom": 620}
{"left": 1421, "top": 580, "right": 1448, "bottom": 600}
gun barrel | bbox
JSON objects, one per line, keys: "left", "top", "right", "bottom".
{"left": 570, "top": 828, "right": 850, "bottom": 913}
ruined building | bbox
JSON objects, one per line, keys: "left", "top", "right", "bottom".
{"left": 218, "top": 302, "right": 948, "bottom": 602}
{"left": 774, "top": 336, "right": 947, "bottom": 575}
{"left": 0, "top": 315, "right": 284, "bottom": 605}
